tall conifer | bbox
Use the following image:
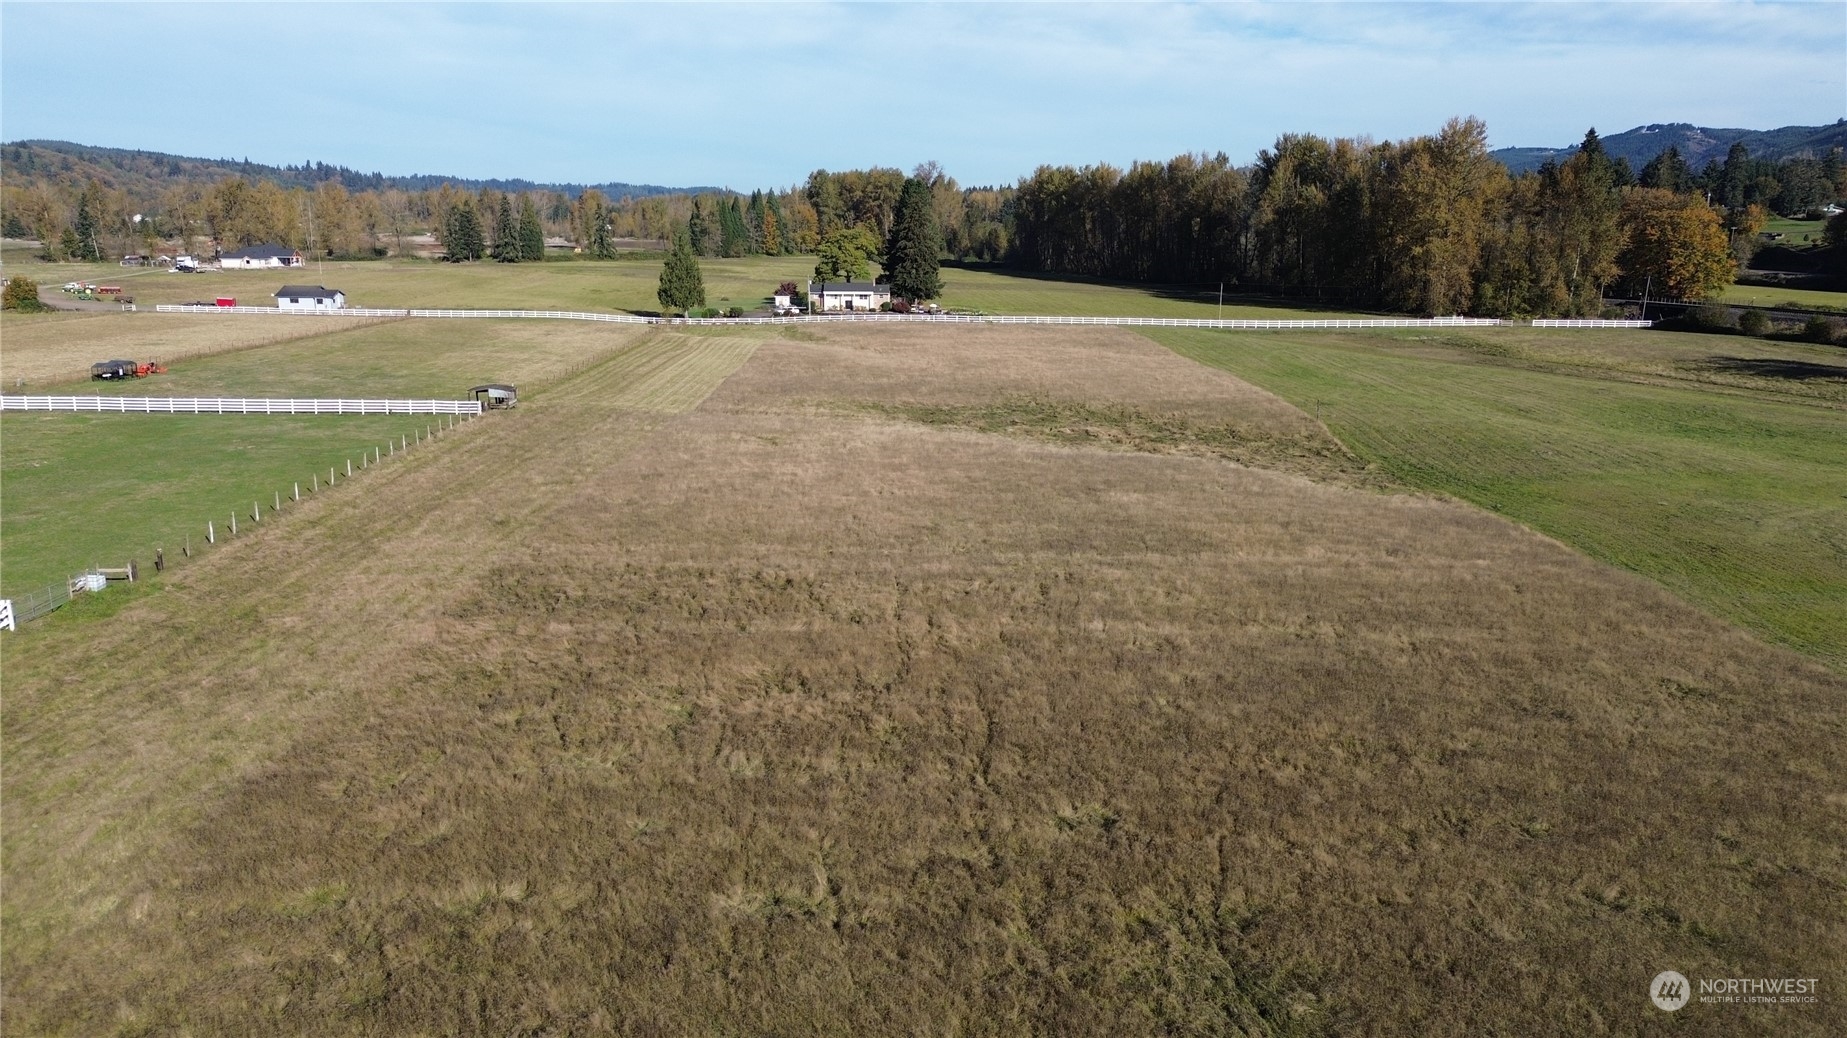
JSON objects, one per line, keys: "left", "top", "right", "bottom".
{"left": 885, "top": 177, "right": 943, "bottom": 301}
{"left": 658, "top": 226, "right": 706, "bottom": 315}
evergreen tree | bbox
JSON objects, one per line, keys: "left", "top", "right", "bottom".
{"left": 73, "top": 185, "right": 103, "bottom": 261}
{"left": 720, "top": 196, "right": 748, "bottom": 257}
{"left": 688, "top": 197, "right": 714, "bottom": 256}
{"left": 1718, "top": 143, "right": 1751, "bottom": 211}
{"left": 519, "top": 195, "right": 545, "bottom": 261}
{"left": 587, "top": 199, "right": 616, "bottom": 259}
{"left": 657, "top": 227, "right": 706, "bottom": 315}
{"left": 492, "top": 194, "right": 519, "bottom": 261}
{"left": 884, "top": 177, "right": 944, "bottom": 301}
{"left": 1639, "top": 146, "right": 1693, "bottom": 193}
{"left": 445, "top": 200, "right": 484, "bottom": 261}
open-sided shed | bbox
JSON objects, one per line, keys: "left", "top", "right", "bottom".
{"left": 470, "top": 384, "right": 518, "bottom": 409}
{"left": 91, "top": 360, "right": 137, "bottom": 380}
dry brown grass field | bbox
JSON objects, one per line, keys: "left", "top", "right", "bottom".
{"left": 3, "top": 324, "right": 1843, "bottom": 1035}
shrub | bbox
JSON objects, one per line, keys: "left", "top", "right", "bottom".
{"left": 1, "top": 276, "right": 45, "bottom": 312}
{"left": 725, "top": 307, "right": 744, "bottom": 318}
{"left": 1801, "top": 315, "right": 1843, "bottom": 345}
{"left": 1737, "top": 310, "right": 1769, "bottom": 337}
{"left": 1686, "top": 303, "right": 1736, "bottom": 331}
{"left": 892, "top": 299, "right": 912, "bottom": 314}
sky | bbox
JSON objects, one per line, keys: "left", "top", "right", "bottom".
{"left": 1, "top": 2, "right": 1842, "bottom": 190}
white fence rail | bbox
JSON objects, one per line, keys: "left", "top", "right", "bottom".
{"left": 1, "top": 395, "right": 483, "bottom": 415}
{"left": 157, "top": 304, "right": 1506, "bottom": 330}
{"left": 0, "top": 599, "right": 13, "bottom": 632}
{"left": 1531, "top": 319, "right": 1654, "bottom": 328}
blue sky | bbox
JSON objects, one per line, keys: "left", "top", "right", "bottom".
{"left": 2, "top": 2, "right": 1841, "bottom": 190}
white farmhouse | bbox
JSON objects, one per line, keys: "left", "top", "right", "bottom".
{"left": 274, "top": 285, "right": 346, "bottom": 310}
{"left": 221, "top": 243, "right": 304, "bottom": 269}
{"left": 808, "top": 280, "right": 891, "bottom": 312}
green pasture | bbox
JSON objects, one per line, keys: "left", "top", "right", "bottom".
{"left": 1153, "top": 325, "right": 1847, "bottom": 669}
{"left": 0, "top": 317, "right": 643, "bottom": 598}
{"left": 11, "top": 252, "right": 1348, "bottom": 320}
{"left": 1761, "top": 215, "right": 1828, "bottom": 241}
{"left": 0, "top": 411, "right": 433, "bottom": 597}
{"left": 1717, "top": 283, "right": 1847, "bottom": 310}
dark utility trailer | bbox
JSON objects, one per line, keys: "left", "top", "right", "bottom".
{"left": 471, "top": 384, "right": 518, "bottom": 409}
{"left": 91, "top": 360, "right": 138, "bottom": 380}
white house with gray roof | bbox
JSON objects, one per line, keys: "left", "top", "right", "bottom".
{"left": 221, "top": 243, "right": 303, "bottom": 269}
{"left": 274, "top": 285, "right": 346, "bottom": 310}
{"left": 808, "top": 280, "right": 891, "bottom": 312}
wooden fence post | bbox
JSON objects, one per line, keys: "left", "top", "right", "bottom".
{"left": 206, "top": 523, "right": 213, "bottom": 545}
{"left": 275, "top": 491, "right": 281, "bottom": 511}
{"left": 253, "top": 501, "right": 260, "bottom": 522}
{"left": 229, "top": 513, "right": 236, "bottom": 535}
{"left": 347, "top": 459, "right": 352, "bottom": 477}
{"left": 294, "top": 482, "right": 301, "bottom": 501}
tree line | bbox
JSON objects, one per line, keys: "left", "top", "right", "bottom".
{"left": 7, "top": 119, "right": 1843, "bottom": 313}
{"left": 1009, "top": 121, "right": 1846, "bottom": 314}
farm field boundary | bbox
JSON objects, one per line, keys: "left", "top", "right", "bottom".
{"left": 2, "top": 395, "right": 483, "bottom": 415}
{"left": 1153, "top": 326, "right": 1847, "bottom": 669}
{"left": 155, "top": 304, "right": 1533, "bottom": 330}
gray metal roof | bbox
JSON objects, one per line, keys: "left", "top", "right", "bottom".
{"left": 808, "top": 281, "right": 889, "bottom": 292}
{"left": 274, "top": 285, "right": 343, "bottom": 298}
{"left": 223, "top": 243, "right": 301, "bottom": 260}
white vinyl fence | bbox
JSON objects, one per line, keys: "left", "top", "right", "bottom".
{"left": 1, "top": 395, "right": 483, "bottom": 415}
{"left": 156, "top": 304, "right": 1507, "bottom": 330}
{"left": 1530, "top": 319, "right": 1654, "bottom": 328}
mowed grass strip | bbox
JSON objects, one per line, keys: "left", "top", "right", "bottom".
{"left": 1154, "top": 326, "right": 1847, "bottom": 668}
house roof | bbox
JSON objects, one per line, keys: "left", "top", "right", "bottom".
{"left": 808, "top": 281, "right": 889, "bottom": 292}
{"left": 274, "top": 285, "right": 343, "bottom": 299}
{"left": 224, "top": 243, "right": 301, "bottom": 260}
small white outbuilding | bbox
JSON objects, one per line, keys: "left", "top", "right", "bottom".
{"left": 275, "top": 285, "right": 347, "bottom": 310}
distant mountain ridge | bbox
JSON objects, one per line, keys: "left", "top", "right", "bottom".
{"left": 1492, "top": 121, "right": 1847, "bottom": 174}
{"left": 0, "top": 139, "right": 722, "bottom": 200}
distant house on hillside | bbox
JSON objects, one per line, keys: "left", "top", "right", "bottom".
{"left": 809, "top": 280, "right": 891, "bottom": 312}
{"left": 274, "top": 285, "right": 346, "bottom": 310}
{"left": 221, "top": 243, "right": 303, "bottom": 269}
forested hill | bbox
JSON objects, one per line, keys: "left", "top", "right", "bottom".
{"left": 0, "top": 139, "right": 716, "bottom": 206}
{"left": 1493, "top": 121, "right": 1847, "bottom": 174}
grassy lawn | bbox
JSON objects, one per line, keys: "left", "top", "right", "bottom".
{"left": 0, "top": 410, "right": 436, "bottom": 597}
{"left": 0, "top": 318, "right": 648, "bottom": 597}
{"left": 11, "top": 252, "right": 1351, "bottom": 319}
{"left": 1762, "top": 215, "right": 1828, "bottom": 241}
{"left": 1717, "top": 282, "right": 1847, "bottom": 309}
{"left": 1153, "top": 325, "right": 1847, "bottom": 669}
